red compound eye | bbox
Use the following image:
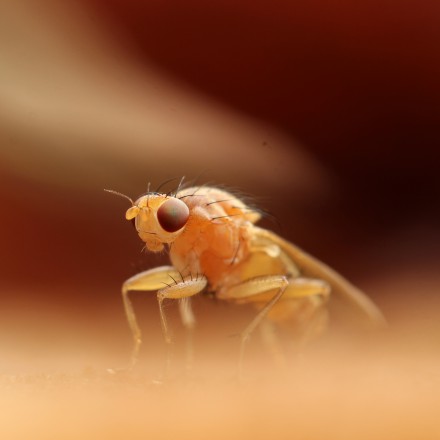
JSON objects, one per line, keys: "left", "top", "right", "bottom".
{"left": 157, "top": 198, "right": 189, "bottom": 233}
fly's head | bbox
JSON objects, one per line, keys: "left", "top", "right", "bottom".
{"left": 126, "top": 194, "right": 190, "bottom": 252}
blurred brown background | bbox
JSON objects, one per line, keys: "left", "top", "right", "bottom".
{"left": 0, "top": 1, "right": 439, "bottom": 437}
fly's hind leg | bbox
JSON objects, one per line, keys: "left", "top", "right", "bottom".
{"left": 221, "top": 276, "right": 330, "bottom": 377}
{"left": 259, "top": 319, "right": 286, "bottom": 369}
{"left": 280, "top": 277, "right": 330, "bottom": 355}
{"left": 220, "top": 275, "right": 289, "bottom": 377}
{"left": 294, "top": 301, "right": 329, "bottom": 354}
{"left": 120, "top": 265, "right": 206, "bottom": 370}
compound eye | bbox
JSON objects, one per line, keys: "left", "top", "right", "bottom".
{"left": 157, "top": 198, "right": 189, "bottom": 233}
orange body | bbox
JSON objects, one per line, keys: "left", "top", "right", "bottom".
{"left": 168, "top": 187, "right": 264, "bottom": 293}
{"left": 123, "top": 185, "right": 384, "bottom": 324}
{"left": 129, "top": 187, "right": 287, "bottom": 297}
{"left": 107, "top": 183, "right": 385, "bottom": 369}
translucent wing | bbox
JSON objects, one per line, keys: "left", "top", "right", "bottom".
{"left": 253, "top": 226, "right": 386, "bottom": 327}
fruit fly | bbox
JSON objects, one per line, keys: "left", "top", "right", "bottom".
{"left": 106, "top": 180, "right": 385, "bottom": 370}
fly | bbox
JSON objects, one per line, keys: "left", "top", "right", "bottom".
{"left": 105, "top": 181, "right": 385, "bottom": 374}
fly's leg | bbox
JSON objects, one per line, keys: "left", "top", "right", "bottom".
{"left": 157, "top": 277, "right": 206, "bottom": 342}
{"left": 120, "top": 265, "right": 182, "bottom": 369}
{"left": 259, "top": 320, "right": 286, "bottom": 369}
{"left": 157, "top": 276, "right": 207, "bottom": 375}
{"left": 178, "top": 297, "right": 196, "bottom": 373}
{"left": 294, "top": 301, "right": 329, "bottom": 354}
{"left": 262, "top": 278, "right": 331, "bottom": 367}
{"left": 281, "top": 277, "right": 330, "bottom": 354}
{"left": 220, "top": 275, "right": 289, "bottom": 378}
{"left": 221, "top": 276, "right": 330, "bottom": 378}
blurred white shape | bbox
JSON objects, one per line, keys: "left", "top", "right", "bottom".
{"left": 0, "top": 0, "right": 329, "bottom": 198}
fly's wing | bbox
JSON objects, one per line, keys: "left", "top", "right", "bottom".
{"left": 253, "top": 226, "right": 386, "bottom": 327}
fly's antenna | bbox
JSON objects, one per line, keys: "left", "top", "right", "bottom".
{"left": 104, "top": 189, "right": 134, "bottom": 206}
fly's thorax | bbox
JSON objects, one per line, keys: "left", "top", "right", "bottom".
{"left": 170, "top": 214, "right": 255, "bottom": 289}
{"left": 176, "top": 186, "right": 262, "bottom": 224}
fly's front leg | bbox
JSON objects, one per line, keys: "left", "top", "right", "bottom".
{"left": 121, "top": 265, "right": 181, "bottom": 369}
{"left": 157, "top": 276, "right": 207, "bottom": 375}
{"left": 157, "top": 276, "right": 207, "bottom": 344}
{"left": 179, "top": 297, "right": 196, "bottom": 372}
